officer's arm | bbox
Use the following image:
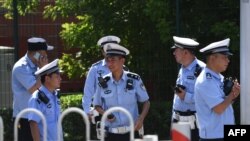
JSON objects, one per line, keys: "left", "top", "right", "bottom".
{"left": 139, "top": 100, "right": 150, "bottom": 121}
{"left": 83, "top": 67, "right": 96, "bottom": 114}
{"left": 135, "top": 100, "right": 150, "bottom": 130}
{"left": 29, "top": 120, "right": 40, "bottom": 141}
{"left": 28, "top": 79, "right": 41, "bottom": 94}
{"left": 213, "top": 83, "right": 240, "bottom": 114}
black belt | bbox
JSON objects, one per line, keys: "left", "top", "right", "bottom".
{"left": 174, "top": 110, "right": 196, "bottom": 116}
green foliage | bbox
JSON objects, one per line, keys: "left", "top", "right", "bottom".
{"left": 60, "top": 93, "right": 82, "bottom": 110}
{"left": 59, "top": 53, "right": 88, "bottom": 78}
{"left": 1, "top": 0, "right": 240, "bottom": 101}
{"left": 1, "top": 0, "right": 40, "bottom": 19}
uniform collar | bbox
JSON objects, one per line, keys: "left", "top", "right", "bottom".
{"left": 39, "top": 85, "right": 56, "bottom": 98}
{"left": 110, "top": 71, "right": 126, "bottom": 83}
{"left": 182, "top": 58, "right": 198, "bottom": 71}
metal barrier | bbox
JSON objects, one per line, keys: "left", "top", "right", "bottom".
{"left": 14, "top": 108, "right": 47, "bottom": 141}
{"left": 100, "top": 107, "right": 135, "bottom": 141}
{"left": 57, "top": 107, "right": 90, "bottom": 141}
{"left": 0, "top": 116, "right": 3, "bottom": 141}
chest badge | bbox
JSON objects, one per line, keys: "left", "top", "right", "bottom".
{"left": 104, "top": 90, "right": 112, "bottom": 94}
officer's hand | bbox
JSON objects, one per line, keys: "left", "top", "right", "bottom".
{"left": 230, "top": 80, "right": 240, "bottom": 100}
{"left": 87, "top": 113, "right": 93, "bottom": 121}
{"left": 134, "top": 117, "right": 144, "bottom": 131}
{"left": 37, "top": 55, "right": 48, "bottom": 68}
{"left": 175, "top": 88, "right": 186, "bottom": 100}
{"left": 107, "top": 114, "right": 116, "bottom": 122}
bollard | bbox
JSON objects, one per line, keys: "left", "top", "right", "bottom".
{"left": 143, "top": 135, "right": 158, "bottom": 141}
{"left": 0, "top": 116, "right": 3, "bottom": 141}
{"left": 171, "top": 122, "right": 190, "bottom": 141}
{"left": 57, "top": 107, "right": 90, "bottom": 141}
{"left": 100, "top": 107, "right": 134, "bottom": 141}
{"left": 14, "top": 108, "right": 47, "bottom": 141}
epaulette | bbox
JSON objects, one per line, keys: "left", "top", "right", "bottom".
{"left": 127, "top": 72, "right": 140, "bottom": 80}
{"left": 206, "top": 73, "right": 212, "bottom": 79}
{"left": 92, "top": 60, "right": 102, "bottom": 66}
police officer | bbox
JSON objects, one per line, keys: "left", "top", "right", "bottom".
{"left": 195, "top": 38, "right": 240, "bottom": 141}
{"left": 28, "top": 59, "right": 63, "bottom": 141}
{"left": 93, "top": 43, "right": 150, "bottom": 141}
{"left": 171, "top": 36, "right": 206, "bottom": 141}
{"left": 82, "top": 35, "right": 121, "bottom": 119}
{"left": 12, "top": 37, "right": 53, "bottom": 141}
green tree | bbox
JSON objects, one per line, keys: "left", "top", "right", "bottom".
{"left": 1, "top": 0, "right": 240, "bottom": 100}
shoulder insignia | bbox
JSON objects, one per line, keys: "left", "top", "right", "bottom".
{"left": 127, "top": 73, "right": 140, "bottom": 80}
{"left": 206, "top": 73, "right": 212, "bottom": 79}
{"left": 92, "top": 60, "right": 102, "bottom": 66}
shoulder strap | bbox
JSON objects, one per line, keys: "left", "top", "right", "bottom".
{"left": 37, "top": 89, "right": 50, "bottom": 104}
{"left": 98, "top": 76, "right": 110, "bottom": 89}
{"left": 127, "top": 72, "right": 140, "bottom": 80}
{"left": 194, "top": 64, "right": 202, "bottom": 77}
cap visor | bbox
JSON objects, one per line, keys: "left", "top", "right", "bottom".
{"left": 219, "top": 51, "right": 233, "bottom": 56}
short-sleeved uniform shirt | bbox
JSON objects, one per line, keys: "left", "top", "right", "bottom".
{"left": 28, "top": 85, "right": 62, "bottom": 141}
{"left": 173, "top": 58, "right": 206, "bottom": 112}
{"left": 93, "top": 71, "right": 149, "bottom": 128}
{"left": 12, "top": 54, "right": 38, "bottom": 118}
{"left": 195, "top": 67, "right": 235, "bottom": 139}
{"left": 83, "top": 59, "right": 110, "bottom": 114}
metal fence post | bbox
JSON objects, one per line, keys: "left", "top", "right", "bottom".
{"left": 100, "top": 107, "right": 134, "bottom": 141}
{"left": 57, "top": 107, "right": 90, "bottom": 141}
{"left": 14, "top": 108, "right": 47, "bottom": 141}
{"left": 0, "top": 116, "right": 3, "bottom": 141}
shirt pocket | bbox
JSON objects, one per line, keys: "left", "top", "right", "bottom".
{"left": 120, "top": 89, "right": 137, "bottom": 105}
{"left": 101, "top": 90, "right": 115, "bottom": 106}
{"left": 185, "top": 78, "right": 196, "bottom": 93}
{"left": 44, "top": 104, "right": 55, "bottom": 123}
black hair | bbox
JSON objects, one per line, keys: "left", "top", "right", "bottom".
{"left": 40, "top": 70, "right": 59, "bottom": 84}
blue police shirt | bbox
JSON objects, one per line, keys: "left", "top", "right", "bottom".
{"left": 195, "top": 67, "right": 235, "bottom": 139}
{"left": 173, "top": 58, "right": 205, "bottom": 112}
{"left": 12, "top": 54, "right": 38, "bottom": 118}
{"left": 83, "top": 59, "right": 110, "bottom": 114}
{"left": 28, "top": 85, "right": 62, "bottom": 141}
{"left": 93, "top": 71, "right": 149, "bottom": 128}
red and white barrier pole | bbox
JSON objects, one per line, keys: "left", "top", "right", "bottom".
{"left": 171, "top": 122, "right": 191, "bottom": 141}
